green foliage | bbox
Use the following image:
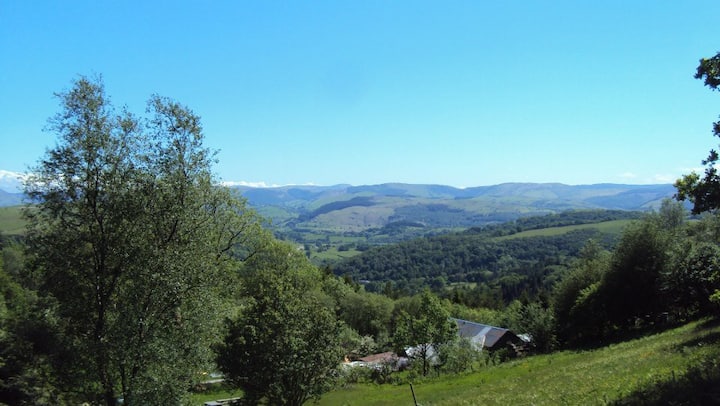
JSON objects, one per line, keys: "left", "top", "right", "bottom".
{"left": 500, "top": 300, "right": 557, "bottom": 353}
{"left": 217, "top": 241, "right": 343, "bottom": 406}
{"left": 675, "top": 51, "right": 720, "bottom": 214}
{"left": 21, "top": 76, "right": 263, "bottom": 405}
{"left": 656, "top": 198, "right": 686, "bottom": 231}
{"left": 336, "top": 364, "right": 374, "bottom": 386}
{"left": 438, "top": 337, "right": 484, "bottom": 374}
{"left": 392, "top": 290, "right": 456, "bottom": 376}
{"left": 446, "top": 302, "right": 501, "bottom": 327}
{"left": 333, "top": 211, "right": 633, "bottom": 301}
{"left": 335, "top": 289, "right": 394, "bottom": 342}
{"left": 552, "top": 217, "right": 674, "bottom": 346}
{"left": 666, "top": 240, "right": 720, "bottom": 318}
{"left": 552, "top": 240, "right": 610, "bottom": 345}
{"left": 337, "top": 225, "right": 616, "bottom": 307}
{"left": 601, "top": 220, "right": 669, "bottom": 328}
{"left": 0, "top": 207, "right": 26, "bottom": 236}
{"left": 696, "top": 52, "right": 720, "bottom": 89}
{"left": 0, "top": 241, "right": 70, "bottom": 405}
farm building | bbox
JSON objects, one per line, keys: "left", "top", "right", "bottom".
{"left": 343, "top": 351, "right": 409, "bottom": 370}
{"left": 452, "top": 318, "right": 528, "bottom": 354}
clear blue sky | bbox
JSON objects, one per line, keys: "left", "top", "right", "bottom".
{"left": 2, "top": 1, "right": 720, "bottom": 188}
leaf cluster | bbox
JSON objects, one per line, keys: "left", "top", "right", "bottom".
{"left": 216, "top": 241, "right": 344, "bottom": 406}
{"left": 676, "top": 51, "right": 720, "bottom": 213}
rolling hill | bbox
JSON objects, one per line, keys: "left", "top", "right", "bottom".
{"left": 232, "top": 182, "right": 675, "bottom": 232}
{"left": 329, "top": 209, "right": 641, "bottom": 300}
{"left": 0, "top": 189, "right": 23, "bottom": 207}
{"left": 0, "top": 182, "right": 678, "bottom": 220}
{"left": 0, "top": 182, "right": 678, "bottom": 256}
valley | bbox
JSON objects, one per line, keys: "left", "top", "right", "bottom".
{"left": 231, "top": 182, "right": 675, "bottom": 263}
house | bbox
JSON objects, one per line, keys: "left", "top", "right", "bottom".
{"left": 343, "top": 351, "right": 409, "bottom": 370}
{"left": 452, "top": 318, "right": 528, "bottom": 355}
{"left": 203, "top": 398, "right": 242, "bottom": 406}
{"left": 358, "top": 351, "right": 398, "bottom": 365}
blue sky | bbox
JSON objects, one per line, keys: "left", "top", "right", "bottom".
{"left": 1, "top": 1, "right": 720, "bottom": 188}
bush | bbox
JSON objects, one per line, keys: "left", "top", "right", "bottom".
{"left": 439, "top": 338, "right": 484, "bottom": 374}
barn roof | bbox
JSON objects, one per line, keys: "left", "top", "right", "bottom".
{"left": 452, "top": 318, "right": 515, "bottom": 349}
{"left": 358, "top": 351, "right": 397, "bottom": 364}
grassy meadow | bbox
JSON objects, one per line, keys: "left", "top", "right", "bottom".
{"left": 0, "top": 206, "right": 25, "bottom": 236}
{"left": 317, "top": 319, "right": 720, "bottom": 405}
{"left": 493, "top": 219, "right": 632, "bottom": 241}
{"left": 194, "top": 318, "right": 720, "bottom": 405}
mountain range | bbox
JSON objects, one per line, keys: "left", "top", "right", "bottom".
{"left": 231, "top": 182, "right": 678, "bottom": 232}
{"left": 0, "top": 189, "right": 24, "bottom": 207}
{"left": 0, "top": 176, "right": 679, "bottom": 232}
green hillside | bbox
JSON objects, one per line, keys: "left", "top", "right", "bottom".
{"left": 236, "top": 183, "right": 676, "bottom": 252}
{"left": 194, "top": 318, "right": 720, "bottom": 405}
{"left": 330, "top": 210, "right": 640, "bottom": 302}
{"left": 493, "top": 219, "right": 632, "bottom": 241}
{"left": 317, "top": 318, "right": 720, "bottom": 405}
{"left": 0, "top": 206, "right": 25, "bottom": 236}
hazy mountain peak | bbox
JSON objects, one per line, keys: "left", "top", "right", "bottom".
{"left": 0, "top": 170, "right": 25, "bottom": 193}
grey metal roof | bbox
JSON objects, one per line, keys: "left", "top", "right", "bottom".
{"left": 452, "top": 318, "right": 512, "bottom": 349}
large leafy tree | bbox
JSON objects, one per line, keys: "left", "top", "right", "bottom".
{"left": 501, "top": 300, "right": 557, "bottom": 353}
{"left": 216, "top": 241, "right": 343, "bottom": 406}
{"left": 552, "top": 240, "right": 610, "bottom": 346}
{"left": 22, "top": 76, "right": 263, "bottom": 405}
{"left": 666, "top": 241, "right": 720, "bottom": 317}
{"left": 335, "top": 289, "right": 394, "bottom": 340}
{"left": 675, "top": 52, "right": 720, "bottom": 213}
{"left": 599, "top": 220, "right": 669, "bottom": 329}
{"left": 392, "top": 289, "right": 456, "bottom": 376}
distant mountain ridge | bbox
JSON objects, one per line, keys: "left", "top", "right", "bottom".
{"left": 0, "top": 182, "right": 679, "bottom": 231}
{"left": 0, "top": 170, "right": 24, "bottom": 194}
{"left": 234, "top": 182, "right": 675, "bottom": 207}
{"left": 0, "top": 182, "right": 680, "bottom": 251}
{"left": 231, "top": 182, "right": 678, "bottom": 232}
{"left": 235, "top": 182, "right": 674, "bottom": 202}
{"left": 0, "top": 189, "right": 24, "bottom": 207}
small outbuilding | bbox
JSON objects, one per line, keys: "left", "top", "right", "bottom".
{"left": 344, "top": 351, "right": 409, "bottom": 370}
{"left": 452, "top": 318, "right": 527, "bottom": 355}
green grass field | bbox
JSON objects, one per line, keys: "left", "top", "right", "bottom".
{"left": 193, "top": 318, "right": 720, "bottom": 405}
{"left": 317, "top": 319, "right": 720, "bottom": 405}
{"left": 0, "top": 206, "right": 25, "bottom": 235}
{"left": 310, "top": 246, "right": 362, "bottom": 262}
{"left": 494, "top": 219, "right": 632, "bottom": 241}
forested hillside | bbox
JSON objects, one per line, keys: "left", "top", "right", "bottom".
{"left": 331, "top": 210, "right": 641, "bottom": 305}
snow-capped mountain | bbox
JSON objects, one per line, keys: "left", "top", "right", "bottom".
{"left": 0, "top": 170, "right": 25, "bottom": 193}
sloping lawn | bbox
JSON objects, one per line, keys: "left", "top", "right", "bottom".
{"left": 317, "top": 319, "right": 720, "bottom": 405}
{"left": 0, "top": 206, "right": 25, "bottom": 235}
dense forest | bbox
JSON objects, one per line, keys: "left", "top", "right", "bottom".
{"left": 331, "top": 210, "right": 640, "bottom": 305}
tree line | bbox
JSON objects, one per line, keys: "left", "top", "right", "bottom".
{"left": 331, "top": 214, "right": 625, "bottom": 304}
